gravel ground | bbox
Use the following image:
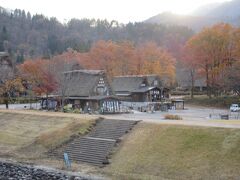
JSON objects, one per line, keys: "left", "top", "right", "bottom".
{"left": 104, "top": 105, "right": 230, "bottom": 121}
{"left": 0, "top": 161, "right": 103, "bottom": 180}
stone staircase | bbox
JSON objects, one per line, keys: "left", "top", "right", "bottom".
{"left": 50, "top": 119, "right": 139, "bottom": 166}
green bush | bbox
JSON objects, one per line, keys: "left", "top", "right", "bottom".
{"left": 63, "top": 105, "right": 73, "bottom": 113}
{"left": 72, "top": 109, "right": 81, "bottom": 114}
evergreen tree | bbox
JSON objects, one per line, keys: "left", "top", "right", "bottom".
{"left": 0, "top": 26, "right": 8, "bottom": 51}
{"left": 16, "top": 51, "right": 24, "bottom": 64}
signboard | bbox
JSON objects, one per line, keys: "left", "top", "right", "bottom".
{"left": 64, "top": 153, "right": 71, "bottom": 169}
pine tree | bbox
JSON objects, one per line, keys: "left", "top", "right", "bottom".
{"left": 0, "top": 26, "right": 8, "bottom": 51}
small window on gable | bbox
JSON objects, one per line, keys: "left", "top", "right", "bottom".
{"left": 141, "top": 78, "right": 148, "bottom": 87}
{"left": 98, "top": 77, "right": 105, "bottom": 87}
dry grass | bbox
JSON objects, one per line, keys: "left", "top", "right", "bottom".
{"left": 104, "top": 123, "right": 240, "bottom": 180}
{"left": 35, "top": 120, "right": 93, "bottom": 149}
{"left": 185, "top": 95, "right": 240, "bottom": 108}
{"left": 211, "top": 120, "right": 240, "bottom": 125}
{"left": 164, "top": 114, "right": 182, "bottom": 120}
{"left": 0, "top": 111, "right": 95, "bottom": 158}
{"left": 0, "top": 109, "right": 99, "bottom": 119}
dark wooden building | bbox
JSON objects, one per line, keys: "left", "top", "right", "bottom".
{"left": 112, "top": 75, "right": 170, "bottom": 102}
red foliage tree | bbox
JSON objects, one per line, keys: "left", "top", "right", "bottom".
{"left": 19, "top": 59, "right": 57, "bottom": 96}
{"left": 183, "top": 23, "right": 237, "bottom": 97}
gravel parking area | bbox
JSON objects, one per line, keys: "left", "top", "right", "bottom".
{"left": 104, "top": 105, "right": 229, "bottom": 121}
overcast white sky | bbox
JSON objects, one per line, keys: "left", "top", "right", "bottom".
{"left": 0, "top": 0, "right": 230, "bottom": 23}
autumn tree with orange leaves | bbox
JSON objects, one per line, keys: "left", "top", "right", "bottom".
{"left": 83, "top": 40, "right": 175, "bottom": 84}
{"left": 84, "top": 40, "right": 136, "bottom": 78}
{"left": 0, "top": 54, "right": 25, "bottom": 109}
{"left": 0, "top": 77, "right": 25, "bottom": 109}
{"left": 19, "top": 59, "right": 58, "bottom": 97}
{"left": 136, "top": 42, "right": 175, "bottom": 84}
{"left": 182, "top": 23, "right": 239, "bottom": 98}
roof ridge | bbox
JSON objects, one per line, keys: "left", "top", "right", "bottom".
{"left": 114, "top": 74, "right": 158, "bottom": 78}
{"left": 0, "top": 52, "right": 9, "bottom": 57}
{"left": 63, "top": 69, "right": 105, "bottom": 74}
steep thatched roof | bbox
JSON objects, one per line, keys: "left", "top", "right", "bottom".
{"left": 62, "top": 70, "right": 110, "bottom": 97}
{"left": 146, "top": 75, "right": 162, "bottom": 87}
{"left": 112, "top": 76, "right": 147, "bottom": 93}
{"left": 112, "top": 75, "right": 162, "bottom": 94}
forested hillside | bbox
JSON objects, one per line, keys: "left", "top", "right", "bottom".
{"left": 0, "top": 6, "right": 193, "bottom": 63}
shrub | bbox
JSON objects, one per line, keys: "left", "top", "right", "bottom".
{"left": 63, "top": 105, "right": 73, "bottom": 113}
{"left": 164, "top": 114, "right": 182, "bottom": 120}
{"left": 72, "top": 109, "right": 81, "bottom": 114}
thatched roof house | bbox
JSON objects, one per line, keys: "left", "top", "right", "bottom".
{"left": 63, "top": 70, "right": 112, "bottom": 97}
{"left": 54, "top": 70, "right": 120, "bottom": 113}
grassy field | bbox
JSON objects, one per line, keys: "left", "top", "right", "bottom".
{"left": 104, "top": 123, "right": 240, "bottom": 180}
{"left": 0, "top": 111, "right": 95, "bottom": 159}
{"left": 185, "top": 95, "right": 240, "bottom": 108}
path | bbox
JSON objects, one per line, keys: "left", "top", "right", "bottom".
{"left": 103, "top": 105, "right": 240, "bottom": 129}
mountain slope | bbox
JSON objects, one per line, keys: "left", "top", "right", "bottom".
{"left": 145, "top": 12, "right": 218, "bottom": 31}
{"left": 145, "top": 0, "right": 240, "bottom": 31}
{"left": 194, "top": 0, "right": 240, "bottom": 18}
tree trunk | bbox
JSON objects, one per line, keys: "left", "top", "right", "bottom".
{"left": 61, "top": 96, "right": 65, "bottom": 112}
{"left": 46, "top": 93, "right": 49, "bottom": 110}
{"left": 30, "top": 95, "right": 32, "bottom": 109}
{"left": 190, "top": 69, "right": 194, "bottom": 99}
{"left": 4, "top": 98, "right": 9, "bottom": 109}
{"left": 206, "top": 63, "right": 211, "bottom": 99}
{"left": 211, "top": 66, "right": 215, "bottom": 98}
{"left": 3, "top": 93, "right": 9, "bottom": 109}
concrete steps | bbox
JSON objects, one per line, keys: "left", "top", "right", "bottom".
{"left": 50, "top": 119, "right": 139, "bottom": 166}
